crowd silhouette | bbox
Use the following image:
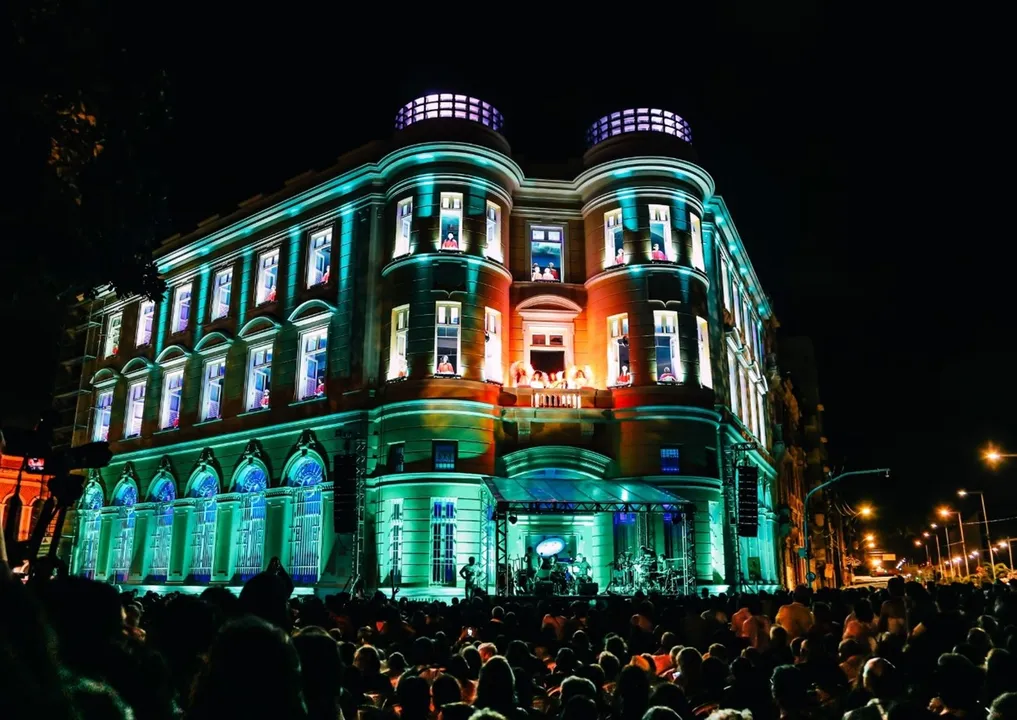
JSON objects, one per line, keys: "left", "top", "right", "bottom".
{"left": 2, "top": 549, "right": 1017, "bottom": 720}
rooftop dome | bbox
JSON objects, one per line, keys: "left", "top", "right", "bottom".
{"left": 394, "top": 93, "right": 504, "bottom": 132}
{"left": 586, "top": 108, "right": 692, "bottom": 147}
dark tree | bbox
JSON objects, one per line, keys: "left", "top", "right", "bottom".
{"left": 4, "top": 0, "right": 172, "bottom": 426}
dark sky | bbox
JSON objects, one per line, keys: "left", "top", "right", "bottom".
{"left": 14, "top": 6, "right": 1016, "bottom": 556}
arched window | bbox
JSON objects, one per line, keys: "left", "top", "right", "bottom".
{"left": 111, "top": 482, "right": 138, "bottom": 582}
{"left": 285, "top": 455, "right": 324, "bottom": 583}
{"left": 78, "top": 483, "right": 104, "bottom": 579}
{"left": 234, "top": 464, "right": 268, "bottom": 580}
{"left": 189, "top": 471, "right": 219, "bottom": 582}
{"left": 149, "top": 476, "right": 176, "bottom": 581}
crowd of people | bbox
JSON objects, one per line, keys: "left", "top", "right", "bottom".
{"left": 3, "top": 557, "right": 1017, "bottom": 720}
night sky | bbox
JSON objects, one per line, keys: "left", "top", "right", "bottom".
{"left": 10, "top": 7, "right": 1014, "bottom": 555}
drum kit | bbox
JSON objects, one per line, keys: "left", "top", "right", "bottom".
{"left": 608, "top": 551, "right": 684, "bottom": 595}
{"left": 512, "top": 557, "right": 593, "bottom": 595}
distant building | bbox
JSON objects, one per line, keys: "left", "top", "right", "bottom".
{"left": 55, "top": 96, "right": 781, "bottom": 596}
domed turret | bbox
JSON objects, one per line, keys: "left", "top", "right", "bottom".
{"left": 583, "top": 107, "right": 697, "bottom": 167}
{"left": 393, "top": 93, "right": 510, "bottom": 155}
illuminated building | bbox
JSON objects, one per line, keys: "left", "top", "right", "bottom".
{"left": 55, "top": 95, "right": 779, "bottom": 595}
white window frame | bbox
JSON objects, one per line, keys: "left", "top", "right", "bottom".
{"left": 728, "top": 348, "right": 740, "bottom": 416}
{"left": 388, "top": 305, "right": 410, "bottom": 380}
{"left": 389, "top": 499, "right": 404, "bottom": 585}
{"left": 200, "top": 356, "right": 226, "bottom": 421}
{"left": 210, "top": 267, "right": 233, "bottom": 321}
{"left": 136, "top": 301, "right": 154, "bottom": 346}
{"left": 733, "top": 282, "right": 742, "bottom": 328}
{"left": 124, "top": 380, "right": 146, "bottom": 438}
{"left": 246, "top": 343, "right": 273, "bottom": 411}
{"left": 604, "top": 208, "right": 624, "bottom": 268}
{"left": 720, "top": 255, "right": 732, "bottom": 312}
{"left": 756, "top": 390, "right": 767, "bottom": 447}
{"left": 172, "top": 284, "right": 192, "bottom": 334}
{"left": 529, "top": 224, "right": 565, "bottom": 283}
{"left": 296, "top": 326, "right": 328, "bottom": 401}
{"left": 485, "top": 201, "right": 502, "bottom": 262}
{"left": 523, "top": 321, "right": 575, "bottom": 382}
{"left": 653, "top": 310, "right": 680, "bottom": 383}
{"left": 607, "top": 313, "right": 630, "bottom": 387}
{"left": 93, "top": 388, "right": 114, "bottom": 442}
{"left": 430, "top": 497, "right": 458, "bottom": 587}
{"left": 439, "top": 192, "right": 464, "bottom": 251}
{"left": 739, "top": 366, "right": 750, "bottom": 426}
{"left": 697, "top": 317, "right": 713, "bottom": 389}
{"left": 306, "top": 228, "right": 332, "bottom": 287}
{"left": 104, "top": 312, "right": 123, "bottom": 358}
{"left": 648, "top": 204, "right": 675, "bottom": 262}
{"left": 255, "top": 248, "right": 280, "bottom": 305}
{"left": 434, "top": 302, "right": 461, "bottom": 376}
{"left": 484, "top": 307, "right": 503, "bottom": 383}
{"left": 160, "top": 368, "right": 184, "bottom": 429}
{"left": 394, "top": 197, "right": 413, "bottom": 258}
{"left": 690, "top": 213, "right": 705, "bottom": 271}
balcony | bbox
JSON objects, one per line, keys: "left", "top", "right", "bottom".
{"left": 502, "top": 387, "right": 602, "bottom": 410}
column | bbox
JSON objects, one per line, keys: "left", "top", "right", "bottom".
{"left": 168, "top": 498, "right": 196, "bottom": 582}
{"left": 264, "top": 487, "right": 293, "bottom": 570}
{"left": 214, "top": 495, "right": 240, "bottom": 583}
{"left": 131, "top": 504, "right": 156, "bottom": 582}
{"left": 97, "top": 507, "right": 117, "bottom": 582}
{"left": 319, "top": 488, "right": 339, "bottom": 585}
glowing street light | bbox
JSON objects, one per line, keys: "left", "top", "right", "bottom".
{"left": 922, "top": 531, "right": 930, "bottom": 538}
{"left": 858, "top": 505, "right": 874, "bottom": 518}
{"left": 864, "top": 533, "right": 876, "bottom": 542}
{"left": 983, "top": 444, "right": 1017, "bottom": 466}
{"left": 939, "top": 507, "right": 971, "bottom": 577}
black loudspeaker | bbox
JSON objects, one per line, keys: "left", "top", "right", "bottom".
{"left": 534, "top": 581, "right": 555, "bottom": 597}
{"left": 737, "top": 466, "right": 760, "bottom": 538}
{"left": 333, "top": 454, "right": 357, "bottom": 533}
{"left": 578, "top": 582, "right": 599, "bottom": 596}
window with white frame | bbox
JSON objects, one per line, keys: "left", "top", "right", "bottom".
{"left": 485, "top": 201, "right": 502, "bottom": 262}
{"left": 697, "top": 317, "right": 713, "bottom": 388}
{"left": 605, "top": 209, "right": 624, "bottom": 267}
{"left": 136, "top": 301, "right": 154, "bottom": 346}
{"left": 748, "top": 373, "right": 759, "bottom": 437}
{"left": 111, "top": 484, "right": 137, "bottom": 582}
{"left": 439, "top": 192, "right": 463, "bottom": 251}
{"left": 525, "top": 323, "right": 573, "bottom": 382}
{"left": 172, "top": 285, "right": 191, "bottom": 334}
{"left": 732, "top": 283, "right": 742, "bottom": 328}
{"left": 739, "top": 366, "right": 750, "bottom": 426}
{"left": 306, "top": 228, "right": 332, "bottom": 287}
{"left": 255, "top": 248, "right": 279, "bottom": 305}
{"left": 160, "top": 369, "right": 184, "bottom": 429}
{"left": 104, "top": 312, "right": 122, "bottom": 358}
{"left": 690, "top": 213, "right": 705, "bottom": 271}
{"left": 607, "top": 314, "right": 631, "bottom": 386}
{"left": 201, "top": 357, "right": 226, "bottom": 421}
{"left": 394, "top": 197, "right": 413, "bottom": 257}
{"left": 125, "top": 381, "right": 146, "bottom": 438}
{"left": 430, "top": 497, "right": 457, "bottom": 586}
{"left": 434, "top": 302, "right": 460, "bottom": 376}
{"left": 484, "top": 308, "right": 502, "bottom": 383}
{"left": 297, "top": 327, "right": 328, "bottom": 400}
{"left": 211, "top": 268, "right": 232, "bottom": 321}
{"left": 93, "top": 389, "right": 113, "bottom": 442}
{"left": 149, "top": 479, "right": 175, "bottom": 581}
{"left": 247, "top": 344, "right": 273, "bottom": 410}
{"left": 728, "top": 348, "right": 740, "bottom": 416}
{"left": 756, "top": 390, "right": 767, "bottom": 447}
{"left": 660, "top": 446, "right": 681, "bottom": 474}
{"left": 530, "top": 225, "right": 563, "bottom": 282}
{"left": 720, "top": 256, "right": 731, "bottom": 312}
{"left": 648, "top": 205, "right": 674, "bottom": 261}
{"left": 388, "top": 305, "right": 409, "bottom": 380}
{"left": 388, "top": 499, "right": 404, "bottom": 585}
{"left": 433, "top": 441, "right": 457, "bottom": 471}
{"left": 653, "top": 311, "right": 680, "bottom": 383}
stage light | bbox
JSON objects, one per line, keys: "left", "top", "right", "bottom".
{"left": 508, "top": 515, "right": 518, "bottom": 525}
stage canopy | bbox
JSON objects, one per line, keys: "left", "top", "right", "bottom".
{"left": 484, "top": 476, "right": 689, "bottom": 514}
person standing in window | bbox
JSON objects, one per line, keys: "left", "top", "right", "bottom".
{"left": 658, "top": 366, "right": 676, "bottom": 382}
{"left": 442, "top": 232, "right": 459, "bottom": 250}
{"left": 320, "top": 265, "right": 330, "bottom": 284}
{"left": 437, "top": 355, "right": 454, "bottom": 375}
{"left": 651, "top": 243, "right": 667, "bottom": 261}
{"left": 617, "top": 365, "right": 631, "bottom": 385}
{"left": 615, "top": 247, "right": 625, "bottom": 265}
{"left": 459, "top": 556, "right": 478, "bottom": 601}
{"left": 531, "top": 263, "right": 541, "bottom": 280}
{"left": 315, "top": 375, "right": 325, "bottom": 397}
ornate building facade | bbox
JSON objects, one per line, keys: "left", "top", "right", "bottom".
{"left": 55, "top": 95, "right": 780, "bottom": 596}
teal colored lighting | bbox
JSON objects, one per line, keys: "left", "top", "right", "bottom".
{"left": 613, "top": 169, "right": 632, "bottom": 178}
{"left": 416, "top": 153, "right": 436, "bottom": 161}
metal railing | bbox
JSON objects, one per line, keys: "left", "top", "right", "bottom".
{"left": 395, "top": 93, "right": 504, "bottom": 132}
{"left": 586, "top": 108, "right": 692, "bottom": 147}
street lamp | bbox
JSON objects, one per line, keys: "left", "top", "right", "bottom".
{"left": 983, "top": 444, "right": 1017, "bottom": 466}
{"left": 998, "top": 539, "right": 1015, "bottom": 573}
{"left": 800, "top": 468, "right": 891, "bottom": 587}
{"left": 958, "top": 489, "right": 996, "bottom": 580}
{"left": 914, "top": 539, "right": 931, "bottom": 573}
{"left": 858, "top": 505, "right": 874, "bottom": 518}
{"left": 940, "top": 507, "right": 970, "bottom": 577}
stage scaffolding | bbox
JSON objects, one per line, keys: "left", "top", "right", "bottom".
{"left": 484, "top": 476, "right": 696, "bottom": 597}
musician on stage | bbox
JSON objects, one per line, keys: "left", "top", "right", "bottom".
{"left": 574, "top": 553, "right": 592, "bottom": 581}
